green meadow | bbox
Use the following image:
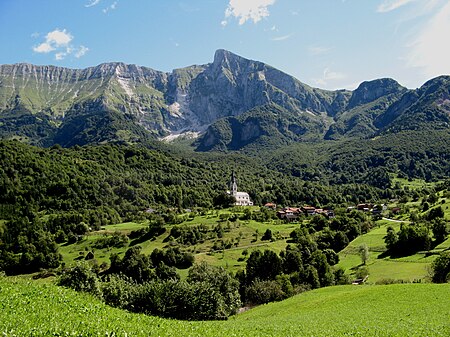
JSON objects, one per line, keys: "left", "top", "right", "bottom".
{"left": 338, "top": 219, "right": 450, "bottom": 283}
{"left": 1, "top": 277, "right": 449, "bottom": 337}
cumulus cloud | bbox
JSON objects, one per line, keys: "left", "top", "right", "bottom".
{"left": 377, "top": 0, "right": 416, "bottom": 13}
{"left": 406, "top": 1, "right": 450, "bottom": 78}
{"left": 222, "top": 0, "right": 276, "bottom": 25}
{"left": 32, "top": 29, "right": 88, "bottom": 61}
{"left": 33, "top": 29, "right": 73, "bottom": 54}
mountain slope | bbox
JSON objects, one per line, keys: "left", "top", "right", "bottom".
{"left": 0, "top": 51, "right": 449, "bottom": 148}
{"left": 325, "top": 79, "right": 407, "bottom": 140}
{"left": 376, "top": 76, "right": 450, "bottom": 132}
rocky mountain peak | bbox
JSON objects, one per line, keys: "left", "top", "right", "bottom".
{"left": 347, "top": 78, "right": 405, "bottom": 109}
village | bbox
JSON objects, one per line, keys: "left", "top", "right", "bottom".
{"left": 229, "top": 171, "right": 394, "bottom": 221}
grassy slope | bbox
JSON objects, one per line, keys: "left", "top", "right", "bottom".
{"left": 338, "top": 219, "right": 450, "bottom": 283}
{"left": 59, "top": 198, "right": 450, "bottom": 281}
{"left": 59, "top": 210, "right": 298, "bottom": 274}
{"left": 1, "top": 277, "right": 449, "bottom": 336}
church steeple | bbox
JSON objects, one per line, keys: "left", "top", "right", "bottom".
{"left": 230, "top": 171, "right": 238, "bottom": 196}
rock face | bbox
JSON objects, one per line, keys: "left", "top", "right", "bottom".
{"left": 0, "top": 50, "right": 449, "bottom": 148}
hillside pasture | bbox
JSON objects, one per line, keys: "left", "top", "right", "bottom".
{"left": 1, "top": 277, "right": 449, "bottom": 336}
{"left": 337, "top": 220, "right": 438, "bottom": 283}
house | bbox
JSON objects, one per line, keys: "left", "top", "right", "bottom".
{"left": 316, "top": 208, "right": 335, "bottom": 218}
{"left": 391, "top": 207, "right": 401, "bottom": 214}
{"left": 277, "top": 207, "right": 302, "bottom": 221}
{"left": 301, "top": 206, "right": 316, "bottom": 216}
{"left": 352, "top": 275, "right": 369, "bottom": 285}
{"left": 264, "top": 202, "right": 277, "bottom": 210}
{"left": 357, "top": 203, "right": 373, "bottom": 212}
{"left": 228, "top": 171, "right": 253, "bottom": 206}
{"left": 326, "top": 210, "right": 335, "bottom": 218}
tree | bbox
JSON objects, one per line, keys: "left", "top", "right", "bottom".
{"left": 155, "top": 262, "right": 180, "bottom": 281}
{"left": 58, "top": 262, "right": 102, "bottom": 297}
{"left": 245, "top": 279, "right": 285, "bottom": 304}
{"left": 261, "top": 229, "right": 273, "bottom": 241}
{"left": 384, "top": 226, "right": 398, "bottom": 252}
{"left": 428, "top": 206, "right": 444, "bottom": 221}
{"left": 109, "top": 246, "right": 153, "bottom": 283}
{"left": 431, "top": 252, "right": 450, "bottom": 283}
{"left": 246, "top": 250, "right": 282, "bottom": 282}
{"left": 213, "top": 193, "right": 235, "bottom": 209}
{"left": 282, "top": 246, "right": 303, "bottom": 274}
{"left": 432, "top": 219, "right": 449, "bottom": 243}
{"left": 358, "top": 243, "right": 370, "bottom": 265}
{"left": 187, "top": 262, "right": 241, "bottom": 317}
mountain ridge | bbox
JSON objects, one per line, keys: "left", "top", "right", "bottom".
{"left": 0, "top": 50, "right": 449, "bottom": 149}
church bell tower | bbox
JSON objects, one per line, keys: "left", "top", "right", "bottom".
{"left": 230, "top": 171, "right": 238, "bottom": 196}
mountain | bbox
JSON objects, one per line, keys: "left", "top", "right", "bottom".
{"left": 0, "top": 50, "right": 449, "bottom": 149}
{"left": 324, "top": 79, "right": 408, "bottom": 140}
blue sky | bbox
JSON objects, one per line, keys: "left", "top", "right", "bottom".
{"left": 1, "top": 0, "right": 449, "bottom": 90}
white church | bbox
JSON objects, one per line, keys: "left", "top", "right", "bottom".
{"left": 228, "top": 171, "right": 253, "bottom": 206}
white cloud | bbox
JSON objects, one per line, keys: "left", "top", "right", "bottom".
{"left": 308, "top": 46, "right": 331, "bottom": 56}
{"left": 33, "top": 29, "right": 72, "bottom": 54}
{"left": 75, "top": 46, "right": 89, "bottom": 58}
{"left": 32, "top": 29, "right": 88, "bottom": 60}
{"left": 103, "top": 1, "right": 117, "bottom": 13}
{"left": 271, "top": 34, "right": 291, "bottom": 41}
{"left": 85, "top": 0, "right": 101, "bottom": 7}
{"left": 377, "top": 0, "right": 416, "bottom": 13}
{"left": 406, "top": 1, "right": 450, "bottom": 78}
{"left": 33, "top": 42, "right": 55, "bottom": 53}
{"left": 313, "top": 68, "right": 347, "bottom": 87}
{"left": 46, "top": 29, "right": 73, "bottom": 46}
{"left": 223, "top": 0, "right": 276, "bottom": 25}
{"left": 55, "top": 52, "right": 67, "bottom": 61}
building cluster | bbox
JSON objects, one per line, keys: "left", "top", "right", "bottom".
{"left": 272, "top": 205, "right": 335, "bottom": 221}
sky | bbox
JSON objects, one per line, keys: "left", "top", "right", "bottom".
{"left": 0, "top": 0, "right": 449, "bottom": 90}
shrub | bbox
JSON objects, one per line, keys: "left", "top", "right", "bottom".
{"left": 245, "top": 279, "right": 285, "bottom": 304}
{"left": 58, "top": 262, "right": 102, "bottom": 297}
{"left": 431, "top": 252, "right": 450, "bottom": 283}
{"left": 101, "top": 274, "right": 137, "bottom": 309}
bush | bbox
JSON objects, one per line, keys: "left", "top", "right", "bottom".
{"left": 245, "top": 279, "right": 285, "bottom": 304}
{"left": 431, "top": 252, "right": 450, "bottom": 283}
{"left": 101, "top": 274, "right": 137, "bottom": 309}
{"left": 93, "top": 231, "right": 129, "bottom": 249}
{"left": 58, "top": 262, "right": 102, "bottom": 297}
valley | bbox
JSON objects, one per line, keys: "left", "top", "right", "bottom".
{"left": 0, "top": 51, "right": 449, "bottom": 336}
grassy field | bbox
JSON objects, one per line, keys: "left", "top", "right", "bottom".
{"left": 59, "top": 199, "right": 450, "bottom": 282}
{"left": 1, "top": 276, "right": 449, "bottom": 336}
{"left": 337, "top": 219, "right": 450, "bottom": 283}
{"left": 58, "top": 210, "right": 299, "bottom": 274}
{"left": 391, "top": 176, "right": 437, "bottom": 190}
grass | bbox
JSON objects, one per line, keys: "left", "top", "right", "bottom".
{"left": 337, "top": 220, "right": 440, "bottom": 283}
{"left": 391, "top": 176, "right": 437, "bottom": 190}
{"left": 59, "top": 200, "right": 449, "bottom": 280}
{"left": 1, "top": 276, "right": 449, "bottom": 336}
{"left": 58, "top": 209, "right": 301, "bottom": 274}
